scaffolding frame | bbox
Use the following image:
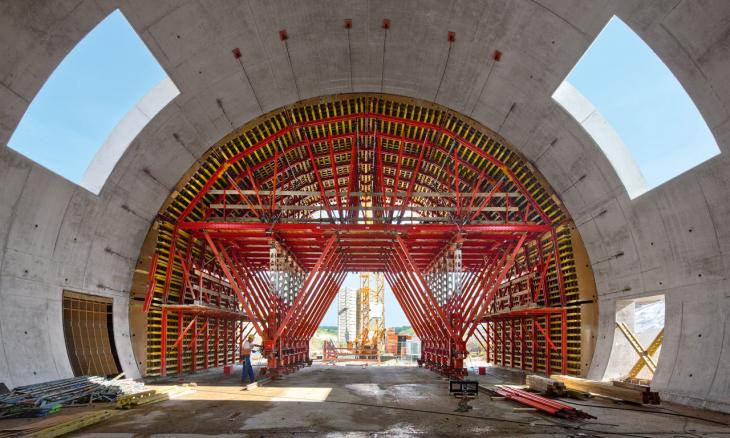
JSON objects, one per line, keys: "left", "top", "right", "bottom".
{"left": 139, "top": 94, "right": 590, "bottom": 379}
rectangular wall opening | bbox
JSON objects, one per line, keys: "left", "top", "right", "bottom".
{"left": 63, "top": 291, "right": 122, "bottom": 377}
{"left": 604, "top": 294, "right": 665, "bottom": 383}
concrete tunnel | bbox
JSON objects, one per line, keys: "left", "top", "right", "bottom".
{"left": 1, "top": 1, "right": 730, "bottom": 435}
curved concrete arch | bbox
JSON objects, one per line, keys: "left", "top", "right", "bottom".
{"left": 80, "top": 76, "right": 179, "bottom": 195}
{"left": 0, "top": 1, "right": 729, "bottom": 412}
{"left": 552, "top": 81, "right": 648, "bottom": 199}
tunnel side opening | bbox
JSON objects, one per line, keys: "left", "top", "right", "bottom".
{"left": 603, "top": 294, "right": 665, "bottom": 384}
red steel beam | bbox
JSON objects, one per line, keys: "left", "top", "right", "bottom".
{"left": 179, "top": 222, "right": 551, "bottom": 234}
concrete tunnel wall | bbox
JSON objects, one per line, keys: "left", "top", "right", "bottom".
{"left": 0, "top": 1, "right": 729, "bottom": 412}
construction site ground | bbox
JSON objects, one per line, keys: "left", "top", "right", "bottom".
{"left": 38, "top": 363, "right": 727, "bottom": 437}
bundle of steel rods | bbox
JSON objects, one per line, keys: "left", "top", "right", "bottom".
{"left": 495, "top": 385, "right": 596, "bottom": 419}
{"left": 0, "top": 376, "right": 146, "bottom": 418}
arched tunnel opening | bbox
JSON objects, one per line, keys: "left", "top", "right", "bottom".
{"left": 3, "top": 2, "right": 730, "bottom": 435}
{"left": 129, "top": 94, "right": 599, "bottom": 381}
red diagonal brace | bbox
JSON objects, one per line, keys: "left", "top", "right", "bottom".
{"left": 189, "top": 319, "right": 210, "bottom": 348}
{"left": 286, "top": 247, "right": 343, "bottom": 335}
{"left": 394, "top": 236, "right": 460, "bottom": 343}
{"left": 175, "top": 249, "right": 196, "bottom": 301}
{"left": 389, "top": 136, "right": 406, "bottom": 220}
{"left": 143, "top": 253, "right": 159, "bottom": 313}
{"left": 271, "top": 235, "right": 337, "bottom": 344}
{"left": 464, "top": 233, "right": 527, "bottom": 340}
{"left": 457, "top": 253, "right": 502, "bottom": 325}
{"left": 460, "top": 248, "right": 514, "bottom": 337}
{"left": 227, "top": 176, "right": 261, "bottom": 219}
{"left": 299, "top": 263, "right": 347, "bottom": 339}
{"left": 533, "top": 252, "right": 553, "bottom": 303}
{"left": 384, "top": 267, "right": 431, "bottom": 340}
{"left": 203, "top": 232, "right": 265, "bottom": 336}
{"left": 470, "top": 180, "right": 503, "bottom": 222}
{"left": 383, "top": 267, "right": 433, "bottom": 341}
{"left": 288, "top": 249, "right": 344, "bottom": 337}
{"left": 386, "top": 255, "right": 444, "bottom": 341}
{"left": 231, "top": 253, "right": 275, "bottom": 316}
{"left": 219, "top": 246, "right": 269, "bottom": 327}
{"left": 534, "top": 319, "right": 557, "bottom": 351}
{"left": 172, "top": 315, "right": 198, "bottom": 348}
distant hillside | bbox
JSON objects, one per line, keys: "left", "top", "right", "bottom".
{"left": 310, "top": 326, "right": 338, "bottom": 354}
{"left": 391, "top": 326, "right": 415, "bottom": 336}
{"left": 317, "top": 326, "right": 337, "bottom": 336}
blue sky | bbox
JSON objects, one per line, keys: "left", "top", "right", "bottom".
{"left": 8, "top": 10, "right": 166, "bottom": 185}
{"left": 6, "top": 12, "right": 721, "bottom": 329}
{"left": 320, "top": 274, "right": 408, "bottom": 327}
{"left": 566, "top": 16, "right": 719, "bottom": 191}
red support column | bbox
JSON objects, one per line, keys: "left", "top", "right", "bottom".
{"left": 545, "top": 315, "right": 552, "bottom": 376}
{"left": 224, "top": 320, "right": 229, "bottom": 366}
{"left": 561, "top": 309, "right": 568, "bottom": 374}
{"left": 204, "top": 317, "right": 209, "bottom": 370}
{"left": 191, "top": 317, "right": 198, "bottom": 373}
{"left": 214, "top": 320, "right": 220, "bottom": 368}
{"left": 160, "top": 307, "right": 168, "bottom": 376}
{"left": 177, "top": 310, "right": 184, "bottom": 375}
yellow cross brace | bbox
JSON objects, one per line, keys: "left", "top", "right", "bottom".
{"left": 616, "top": 321, "right": 663, "bottom": 377}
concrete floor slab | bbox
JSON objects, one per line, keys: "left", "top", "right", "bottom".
{"left": 67, "top": 365, "right": 730, "bottom": 437}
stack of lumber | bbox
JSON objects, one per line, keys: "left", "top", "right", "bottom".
{"left": 551, "top": 375, "right": 660, "bottom": 404}
{"left": 0, "top": 376, "right": 146, "bottom": 418}
{"left": 0, "top": 409, "right": 116, "bottom": 438}
{"left": 116, "top": 385, "right": 196, "bottom": 409}
{"left": 526, "top": 375, "right": 566, "bottom": 396}
{"left": 611, "top": 380, "right": 661, "bottom": 404}
{"left": 0, "top": 385, "right": 196, "bottom": 437}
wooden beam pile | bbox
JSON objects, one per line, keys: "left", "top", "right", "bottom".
{"left": 551, "top": 375, "right": 660, "bottom": 404}
{"left": 526, "top": 375, "right": 566, "bottom": 396}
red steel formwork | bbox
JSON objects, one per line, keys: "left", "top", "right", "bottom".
{"left": 142, "top": 94, "right": 581, "bottom": 379}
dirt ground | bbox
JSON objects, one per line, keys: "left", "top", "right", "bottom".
{"left": 62, "top": 363, "right": 730, "bottom": 437}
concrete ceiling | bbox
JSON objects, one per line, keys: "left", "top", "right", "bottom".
{"left": 0, "top": 0, "right": 729, "bottom": 412}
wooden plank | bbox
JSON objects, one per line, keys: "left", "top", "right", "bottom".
{"left": 612, "top": 380, "right": 651, "bottom": 392}
{"left": 24, "top": 410, "right": 117, "bottom": 438}
{"left": 526, "top": 374, "right": 566, "bottom": 396}
{"left": 551, "top": 375, "right": 659, "bottom": 404}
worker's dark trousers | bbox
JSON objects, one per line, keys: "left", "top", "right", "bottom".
{"left": 242, "top": 355, "right": 255, "bottom": 383}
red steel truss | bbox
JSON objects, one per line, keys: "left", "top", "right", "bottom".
{"left": 144, "top": 95, "right": 576, "bottom": 378}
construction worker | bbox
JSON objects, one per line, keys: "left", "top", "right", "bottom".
{"left": 241, "top": 334, "right": 256, "bottom": 384}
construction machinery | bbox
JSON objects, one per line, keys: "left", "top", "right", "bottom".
{"left": 355, "top": 273, "right": 385, "bottom": 355}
